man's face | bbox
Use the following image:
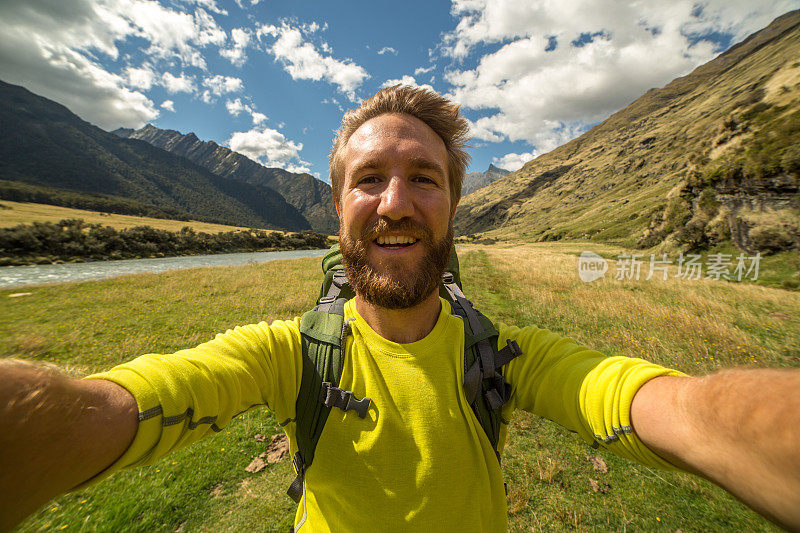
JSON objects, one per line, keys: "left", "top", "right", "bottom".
{"left": 337, "top": 113, "right": 454, "bottom": 310}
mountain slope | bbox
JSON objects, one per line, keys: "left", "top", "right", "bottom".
{"left": 0, "top": 80, "right": 310, "bottom": 231}
{"left": 115, "top": 124, "right": 339, "bottom": 235}
{"left": 454, "top": 10, "right": 800, "bottom": 255}
{"left": 462, "top": 164, "right": 510, "bottom": 196}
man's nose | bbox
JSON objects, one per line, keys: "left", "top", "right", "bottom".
{"left": 376, "top": 176, "right": 413, "bottom": 220}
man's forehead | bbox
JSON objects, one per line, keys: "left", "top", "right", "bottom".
{"left": 344, "top": 113, "right": 447, "bottom": 168}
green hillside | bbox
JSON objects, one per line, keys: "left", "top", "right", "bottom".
{"left": 454, "top": 11, "right": 800, "bottom": 259}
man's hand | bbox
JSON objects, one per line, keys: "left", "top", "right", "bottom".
{"left": 631, "top": 368, "right": 800, "bottom": 531}
{"left": 0, "top": 359, "right": 138, "bottom": 530}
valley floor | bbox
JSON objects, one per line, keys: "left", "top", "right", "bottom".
{"left": 5, "top": 243, "right": 796, "bottom": 531}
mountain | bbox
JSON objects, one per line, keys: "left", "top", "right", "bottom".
{"left": 462, "top": 164, "right": 510, "bottom": 196}
{"left": 114, "top": 124, "right": 339, "bottom": 235}
{"left": 454, "top": 10, "right": 800, "bottom": 255}
{"left": 0, "top": 80, "right": 311, "bottom": 231}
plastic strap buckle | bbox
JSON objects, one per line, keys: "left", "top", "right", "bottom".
{"left": 320, "top": 382, "right": 371, "bottom": 418}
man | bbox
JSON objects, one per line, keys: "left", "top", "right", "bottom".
{"left": 1, "top": 85, "right": 799, "bottom": 531}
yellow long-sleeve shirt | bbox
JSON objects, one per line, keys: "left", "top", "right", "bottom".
{"left": 88, "top": 298, "right": 683, "bottom": 531}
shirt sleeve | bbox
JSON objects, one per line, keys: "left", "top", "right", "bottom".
{"left": 500, "top": 323, "right": 686, "bottom": 471}
{"left": 78, "top": 318, "right": 303, "bottom": 487}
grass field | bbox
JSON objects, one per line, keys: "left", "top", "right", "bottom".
{"left": 3, "top": 243, "right": 798, "bottom": 532}
{"left": 0, "top": 201, "right": 268, "bottom": 233}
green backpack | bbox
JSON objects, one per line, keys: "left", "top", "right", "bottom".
{"left": 286, "top": 244, "right": 521, "bottom": 503}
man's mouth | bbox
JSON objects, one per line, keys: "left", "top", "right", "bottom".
{"left": 374, "top": 235, "right": 419, "bottom": 249}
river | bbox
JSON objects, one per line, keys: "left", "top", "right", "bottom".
{"left": 0, "top": 249, "right": 327, "bottom": 289}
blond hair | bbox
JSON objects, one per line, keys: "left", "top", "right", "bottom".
{"left": 329, "top": 85, "right": 471, "bottom": 207}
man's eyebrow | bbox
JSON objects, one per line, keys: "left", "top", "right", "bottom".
{"left": 407, "top": 157, "right": 446, "bottom": 176}
{"left": 349, "top": 157, "right": 446, "bottom": 177}
{"left": 350, "top": 158, "right": 384, "bottom": 175}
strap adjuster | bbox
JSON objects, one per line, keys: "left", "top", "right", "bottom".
{"left": 287, "top": 451, "right": 306, "bottom": 503}
{"left": 320, "top": 382, "right": 371, "bottom": 418}
{"left": 292, "top": 450, "right": 305, "bottom": 475}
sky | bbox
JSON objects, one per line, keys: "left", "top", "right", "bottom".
{"left": 1, "top": 0, "right": 799, "bottom": 183}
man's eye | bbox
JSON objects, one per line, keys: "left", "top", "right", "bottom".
{"left": 357, "top": 176, "right": 379, "bottom": 185}
{"left": 413, "top": 175, "right": 436, "bottom": 184}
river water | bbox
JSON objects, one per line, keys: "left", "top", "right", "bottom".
{"left": 0, "top": 249, "right": 327, "bottom": 289}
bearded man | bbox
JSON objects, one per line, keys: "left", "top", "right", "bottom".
{"left": 1, "top": 86, "right": 800, "bottom": 532}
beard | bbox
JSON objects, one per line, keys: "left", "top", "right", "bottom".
{"left": 339, "top": 216, "right": 453, "bottom": 310}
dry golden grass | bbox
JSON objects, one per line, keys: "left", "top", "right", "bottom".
{"left": 469, "top": 243, "right": 800, "bottom": 375}
{"left": 0, "top": 200, "right": 276, "bottom": 233}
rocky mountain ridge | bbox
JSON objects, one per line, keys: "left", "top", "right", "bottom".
{"left": 0, "top": 80, "right": 310, "bottom": 231}
{"left": 462, "top": 164, "right": 510, "bottom": 196}
{"left": 454, "top": 10, "right": 800, "bottom": 256}
{"left": 114, "top": 124, "right": 339, "bottom": 235}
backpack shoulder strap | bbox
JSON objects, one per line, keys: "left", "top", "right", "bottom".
{"left": 441, "top": 272, "right": 522, "bottom": 459}
{"left": 288, "top": 271, "right": 369, "bottom": 503}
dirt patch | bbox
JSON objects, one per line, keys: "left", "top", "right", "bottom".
{"left": 586, "top": 455, "right": 608, "bottom": 473}
{"left": 245, "top": 433, "right": 289, "bottom": 473}
{"left": 589, "top": 478, "right": 610, "bottom": 494}
{"left": 209, "top": 482, "right": 224, "bottom": 498}
{"left": 265, "top": 433, "right": 289, "bottom": 463}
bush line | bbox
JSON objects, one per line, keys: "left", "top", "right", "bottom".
{"left": 0, "top": 219, "right": 331, "bottom": 266}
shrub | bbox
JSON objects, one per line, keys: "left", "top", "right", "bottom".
{"left": 740, "top": 102, "right": 772, "bottom": 122}
{"left": 781, "top": 145, "right": 800, "bottom": 174}
{"left": 749, "top": 225, "right": 796, "bottom": 254}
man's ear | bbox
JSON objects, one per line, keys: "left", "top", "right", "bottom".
{"left": 335, "top": 201, "right": 341, "bottom": 219}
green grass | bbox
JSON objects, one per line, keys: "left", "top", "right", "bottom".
{"left": 4, "top": 244, "right": 798, "bottom": 531}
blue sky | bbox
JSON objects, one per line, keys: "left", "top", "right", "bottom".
{"left": 1, "top": 0, "right": 798, "bottom": 182}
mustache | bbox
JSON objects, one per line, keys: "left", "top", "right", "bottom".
{"left": 359, "top": 217, "right": 433, "bottom": 244}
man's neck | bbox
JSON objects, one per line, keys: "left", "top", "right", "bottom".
{"left": 354, "top": 290, "right": 442, "bottom": 344}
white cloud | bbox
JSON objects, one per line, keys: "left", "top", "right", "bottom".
{"left": 285, "top": 163, "right": 312, "bottom": 173}
{"left": 201, "top": 74, "right": 243, "bottom": 102}
{"left": 162, "top": 71, "right": 196, "bottom": 93}
{"left": 250, "top": 111, "right": 267, "bottom": 124}
{"left": 0, "top": 38, "right": 158, "bottom": 130}
{"left": 467, "top": 118, "right": 503, "bottom": 143}
{"left": 492, "top": 151, "right": 538, "bottom": 172}
{"left": 414, "top": 65, "right": 434, "bottom": 76}
{"left": 225, "top": 97, "right": 246, "bottom": 116}
{"left": 110, "top": 2, "right": 226, "bottom": 69}
{"left": 126, "top": 66, "right": 156, "bottom": 89}
{"left": 160, "top": 99, "right": 175, "bottom": 112}
{"left": 377, "top": 46, "right": 398, "bottom": 55}
{"left": 228, "top": 126, "right": 311, "bottom": 171}
{"left": 220, "top": 27, "right": 252, "bottom": 66}
{"left": 131, "top": 67, "right": 197, "bottom": 94}
{"left": 381, "top": 75, "right": 435, "bottom": 92}
{"left": 225, "top": 97, "right": 267, "bottom": 124}
{"left": 442, "top": 0, "right": 798, "bottom": 150}
{"left": 187, "top": 0, "right": 227, "bottom": 16}
{"left": 257, "top": 21, "right": 369, "bottom": 99}
{"left": 0, "top": 0, "right": 231, "bottom": 129}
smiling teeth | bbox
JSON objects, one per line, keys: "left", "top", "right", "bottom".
{"left": 377, "top": 235, "right": 418, "bottom": 245}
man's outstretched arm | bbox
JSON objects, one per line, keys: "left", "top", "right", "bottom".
{"left": 0, "top": 359, "right": 138, "bottom": 531}
{"left": 631, "top": 368, "right": 800, "bottom": 531}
